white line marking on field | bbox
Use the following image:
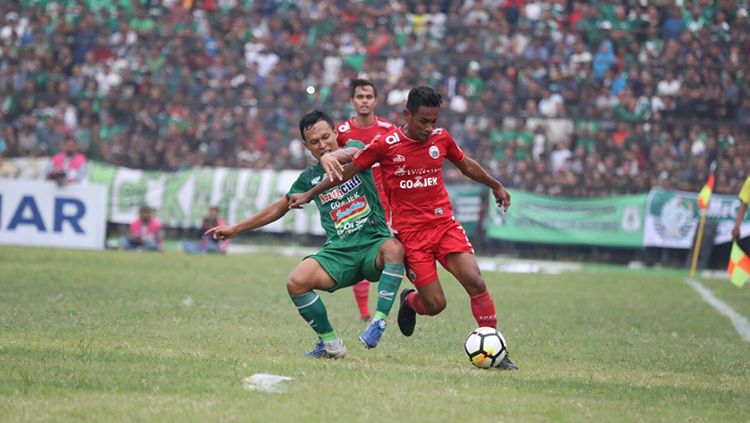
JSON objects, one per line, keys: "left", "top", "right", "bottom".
{"left": 685, "top": 278, "right": 750, "bottom": 343}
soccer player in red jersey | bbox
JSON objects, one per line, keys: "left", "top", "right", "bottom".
{"left": 290, "top": 86, "right": 518, "bottom": 370}
{"left": 337, "top": 79, "right": 395, "bottom": 322}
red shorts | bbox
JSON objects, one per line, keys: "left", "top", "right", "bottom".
{"left": 397, "top": 220, "right": 474, "bottom": 288}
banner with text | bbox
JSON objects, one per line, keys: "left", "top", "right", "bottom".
{"left": 643, "top": 188, "right": 750, "bottom": 248}
{"left": 0, "top": 179, "right": 107, "bottom": 249}
{"left": 88, "top": 162, "right": 325, "bottom": 235}
{"left": 485, "top": 190, "right": 646, "bottom": 247}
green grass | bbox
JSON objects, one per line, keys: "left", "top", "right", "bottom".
{"left": 1, "top": 247, "right": 749, "bottom": 422}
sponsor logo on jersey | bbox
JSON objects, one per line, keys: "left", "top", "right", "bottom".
{"left": 393, "top": 154, "right": 405, "bottom": 163}
{"left": 431, "top": 128, "right": 444, "bottom": 135}
{"left": 399, "top": 175, "right": 438, "bottom": 189}
{"left": 435, "top": 208, "right": 443, "bottom": 216}
{"left": 330, "top": 197, "right": 370, "bottom": 228}
{"left": 394, "top": 165, "right": 406, "bottom": 176}
{"left": 311, "top": 176, "right": 322, "bottom": 185}
{"left": 396, "top": 167, "right": 441, "bottom": 176}
{"left": 385, "top": 132, "right": 401, "bottom": 145}
{"left": 429, "top": 145, "right": 440, "bottom": 159}
{"left": 338, "top": 121, "right": 351, "bottom": 132}
{"left": 318, "top": 174, "right": 363, "bottom": 204}
{"left": 377, "top": 120, "right": 393, "bottom": 129}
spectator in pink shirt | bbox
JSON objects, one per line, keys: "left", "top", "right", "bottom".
{"left": 46, "top": 136, "right": 87, "bottom": 186}
{"left": 121, "top": 206, "right": 164, "bottom": 252}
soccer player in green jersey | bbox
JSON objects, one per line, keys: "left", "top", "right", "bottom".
{"left": 205, "top": 110, "right": 405, "bottom": 358}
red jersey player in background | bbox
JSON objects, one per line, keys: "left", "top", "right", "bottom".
{"left": 337, "top": 79, "right": 395, "bottom": 322}
{"left": 290, "top": 86, "right": 517, "bottom": 370}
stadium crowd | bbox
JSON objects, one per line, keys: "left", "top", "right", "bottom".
{"left": 1, "top": 0, "right": 749, "bottom": 197}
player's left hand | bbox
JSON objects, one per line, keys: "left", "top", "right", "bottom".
{"left": 492, "top": 185, "right": 511, "bottom": 212}
{"left": 287, "top": 193, "right": 311, "bottom": 209}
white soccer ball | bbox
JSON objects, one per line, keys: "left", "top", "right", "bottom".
{"left": 464, "top": 327, "right": 507, "bottom": 368}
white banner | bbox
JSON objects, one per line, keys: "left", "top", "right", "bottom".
{"left": 86, "top": 163, "right": 324, "bottom": 234}
{"left": 643, "top": 188, "right": 750, "bottom": 248}
{"left": 0, "top": 179, "right": 108, "bottom": 249}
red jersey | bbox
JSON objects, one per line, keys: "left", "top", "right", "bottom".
{"left": 336, "top": 116, "right": 394, "bottom": 147}
{"left": 352, "top": 127, "right": 465, "bottom": 233}
{"left": 337, "top": 115, "right": 395, "bottom": 223}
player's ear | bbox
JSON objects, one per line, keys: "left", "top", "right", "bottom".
{"left": 403, "top": 108, "right": 411, "bottom": 121}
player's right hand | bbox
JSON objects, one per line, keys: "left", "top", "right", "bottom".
{"left": 320, "top": 154, "right": 344, "bottom": 181}
{"left": 205, "top": 225, "right": 236, "bottom": 240}
{"left": 492, "top": 185, "right": 511, "bottom": 212}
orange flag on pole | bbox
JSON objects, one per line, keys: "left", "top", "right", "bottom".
{"left": 697, "top": 173, "right": 714, "bottom": 210}
{"left": 728, "top": 241, "right": 750, "bottom": 288}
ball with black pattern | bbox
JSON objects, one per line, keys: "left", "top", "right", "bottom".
{"left": 464, "top": 327, "right": 507, "bottom": 368}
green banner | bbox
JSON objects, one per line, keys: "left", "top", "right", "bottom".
{"left": 485, "top": 191, "right": 646, "bottom": 247}
{"left": 445, "top": 184, "right": 485, "bottom": 237}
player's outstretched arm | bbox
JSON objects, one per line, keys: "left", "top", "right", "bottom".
{"left": 453, "top": 156, "right": 511, "bottom": 212}
{"left": 288, "top": 162, "right": 364, "bottom": 208}
{"left": 205, "top": 197, "right": 291, "bottom": 240}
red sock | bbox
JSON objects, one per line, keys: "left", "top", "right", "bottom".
{"left": 470, "top": 290, "right": 497, "bottom": 328}
{"left": 406, "top": 290, "right": 429, "bottom": 315}
{"left": 352, "top": 280, "right": 370, "bottom": 319}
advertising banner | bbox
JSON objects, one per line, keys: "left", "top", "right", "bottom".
{"left": 0, "top": 179, "right": 107, "bottom": 249}
{"left": 485, "top": 190, "right": 646, "bottom": 247}
{"left": 643, "top": 188, "right": 750, "bottom": 248}
{"left": 88, "top": 163, "right": 325, "bottom": 234}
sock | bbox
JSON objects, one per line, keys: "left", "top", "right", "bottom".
{"left": 352, "top": 280, "right": 371, "bottom": 319}
{"left": 406, "top": 290, "right": 430, "bottom": 315}
{"left": 470, "top": 290, "right": 497, "bottom": 328}
{"left": 290, "top": 291, "right": 337, "bottom": 340}
{"left": 374, "top": 262, "right": 404, "bottom": 320}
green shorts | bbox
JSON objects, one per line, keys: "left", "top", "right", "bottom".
{"left": 308, "top": 236, "right": 392, "bottom": 292}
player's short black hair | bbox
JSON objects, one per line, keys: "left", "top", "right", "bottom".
{"left": 350, "top": 79, "right": 377, "bottom": 98}
{"left": 406, "top": 86, "right": 442, "bottom": 112}
{"left": 299, "top": 109, "right": 334, "bottom": 141}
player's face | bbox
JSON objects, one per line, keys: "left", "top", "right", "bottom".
{"left": 404, "top": 106, "right": 440, "bottom": 141}
{"left": 352, "top": 85, "right": 376, "bottom": 117}
{"left": 302, "top": 120, "right": 339, "bottom": 160}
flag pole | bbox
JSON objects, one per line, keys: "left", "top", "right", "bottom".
{"left": 690, "top": 209, "right": 708, "bottom": 277}
{"left": 691, "top": 162, "right": 717, "bottom": 277}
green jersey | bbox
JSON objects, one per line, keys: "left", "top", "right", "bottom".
{"left": 287, "top": 141, "right": 389, "bottom": 249}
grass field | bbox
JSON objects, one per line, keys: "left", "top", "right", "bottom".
{"left": 1, "top": 246, "right": 749, "bottom": 422}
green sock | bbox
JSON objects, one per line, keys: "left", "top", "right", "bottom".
{"left": 290, "top": 291, "right": 336, "bottom": 340}
{"left": 374, "top": 262, "right": 404, "bottom": 319}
